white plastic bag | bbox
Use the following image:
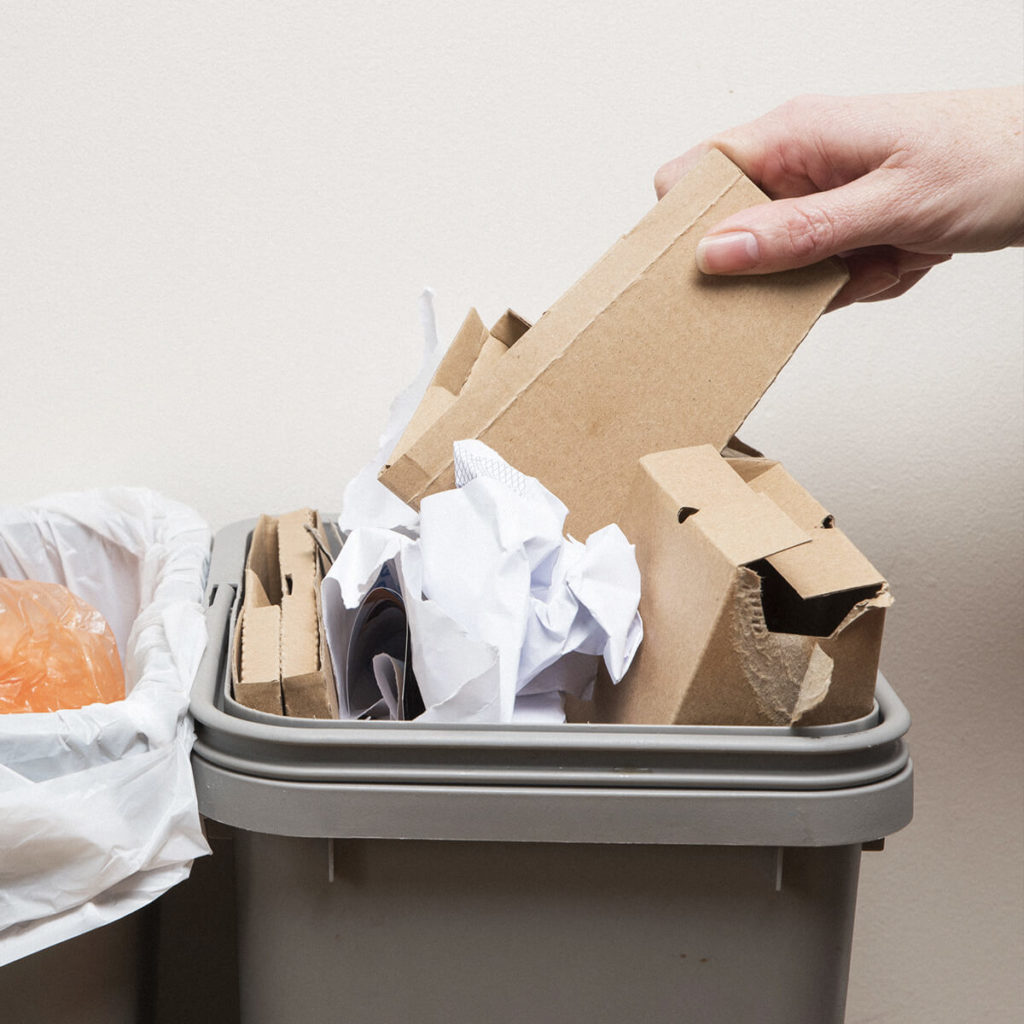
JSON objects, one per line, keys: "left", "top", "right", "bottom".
{"left": 0, "top": 488, "right": 211, "bottom": 965}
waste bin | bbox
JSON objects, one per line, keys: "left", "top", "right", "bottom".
{"left": 190, "top": 520, "right": 913, "bottom": 1024}
{"left": 0, "top": 490, "right": 211, "bottom": 1024}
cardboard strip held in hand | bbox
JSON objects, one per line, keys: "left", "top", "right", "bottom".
{"left": 232, "top": 508, "right": 339, "bottom": 718}
{"left": 583, "top": 445, "right": 891, "bottom": 727}
{"left": 378, "top": 149, "right": 847, "bottom": 537}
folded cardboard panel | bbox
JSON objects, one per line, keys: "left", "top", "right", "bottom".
{"left": 232, "top": 509, "right": 338, "bottom": 719}
{"left": 389, "top": 307, "right": 530, "bottom": 463}
{"left": 585, "top": 446, "right": 891, "bottom": 727}
{"left": 379, "top": 149, "right": 847, "bottom": 537}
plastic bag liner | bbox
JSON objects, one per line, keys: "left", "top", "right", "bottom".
{"left": 0, "top": 488, "right": 211, "bottom": 965}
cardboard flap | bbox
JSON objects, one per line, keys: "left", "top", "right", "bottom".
{"left": 243, "top": 566, "right": 272, "bottom": 610}
{"left": 391, "top": 308, "right": 529, "bottom": 467}
{"left": 641, "top": 445, "right": 755, "bottom": 508}
{"left": 281, "top": 589, "right": 319, "bottom": 677}
{"left": 391, "top": 309, "right": 489, "bottom": 459}
{"left": 766, "top": 527, "right": 885, "bottom": 599}
{"left": 463, "top": 336, "right": 510, "bottom": 392}
{"left": 641, "top": 445, "right": 811, "bottom": 566}
{"left": 392, "top": 387, "right": 458, "bottom": 461}
{"left": 727, "top": 457, "right": 885, "bottom": 597}
{"left": 277, "top": 509, "right": 323, "bottom": 680}
{"left": 431, "top": 308, "right": 490, "bottom": 395}
{"left": 697, "top": 494, "right": 811, "bottom": 568}
{"left": 379, "top": 149, "right": 847, "bottom": 535}
{"left": 240, "top": 603, "right": 280, "bottom": 687}
{"left": 244, "top": 515, "right": 280, "bottom": 606}
{"left": 729, "top": 458, "right": 831, "bottom": 531}
{"left": 277, "top": 509, "right": 315, "bottom": 572}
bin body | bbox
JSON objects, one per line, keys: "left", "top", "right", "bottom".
{"left": 235, "top": 834, "right": 859, "bottom": 1024}
{"left": 191, "top": 521, "right": 913, "bottom": 1024}
{"left": 0, "top": 914, "right": 145, "bottom": 1024}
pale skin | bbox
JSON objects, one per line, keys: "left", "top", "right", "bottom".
{"left": 654, "top": 87, "right": 1024, "bottom": 310}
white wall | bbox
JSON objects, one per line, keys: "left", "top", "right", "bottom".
{"left": 2, "top": 3, "right": 1021, "bottom": 1021}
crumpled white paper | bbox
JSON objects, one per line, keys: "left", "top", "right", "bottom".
{"left": 324, "top": 440, "right": 642, "bottom": 724}
{"left": 0, "top": 489, "right": 210, "bottom": 966}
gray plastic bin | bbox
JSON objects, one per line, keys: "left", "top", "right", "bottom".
{"left": 190, "top": 520, "right": 913, "bottom": 1024}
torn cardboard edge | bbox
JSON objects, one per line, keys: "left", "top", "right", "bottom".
{"left": 379, "top": 148, "right": 847, "bottom": 537}
{"left": 578, "top": 445, "right": 891, "bottom": 728}
{"left": 232, "top": 508, "right": 339, "bottom": 719}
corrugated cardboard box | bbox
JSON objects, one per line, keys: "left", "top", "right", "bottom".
{"left": 584, "top": 445, "right": 891, "bottom": 726}
{"left": 232, "top": 508, "right": 338, "bottom": 718}
{"left": 379, "top": 149, "right": 847, "bottom": 537}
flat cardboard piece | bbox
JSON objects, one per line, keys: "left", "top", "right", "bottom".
{"left": 379, "top": 149, "right": 847, "bottom": 536}
{"left": 232, "top": 517, "right": 283, "bottom": 714}
{"left": 232, "top": 509, "right": 339, "bottom": 719}
{"left": 585, "top": 445, "right": 891, "bottom": 727}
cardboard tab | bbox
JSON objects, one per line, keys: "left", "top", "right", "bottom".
{"left": 695, "top": 493, "right": 810, "bottom": 569}
{"left": 728, "top": 459, "right": 830, "bottom": 529}
{"left": 728, "top": 457, "right": 887, "bottom": 597}
{"left": 767, "top": 528, "right": 885, "bottom": 600}
{"left": 379, "top": 149, "right": 847, "bottom": 536}
{"left": 640, "top": 446, "right": 812, "bottom": 567}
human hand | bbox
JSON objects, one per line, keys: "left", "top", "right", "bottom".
{"left": 655, "top": 88, "right": 1024, "bottom": 309}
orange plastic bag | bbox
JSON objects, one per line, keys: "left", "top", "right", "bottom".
{"left": 0, "top": 578, "right": 125, "bottom": 714}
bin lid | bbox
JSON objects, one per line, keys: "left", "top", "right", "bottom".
{"left": 190, "top": 521, "right": 912, "bottom": 847}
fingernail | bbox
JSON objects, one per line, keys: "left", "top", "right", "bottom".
{"left": 696, "top": 231, "right": 760, "bottom": 274}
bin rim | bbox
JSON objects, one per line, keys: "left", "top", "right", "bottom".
{"left": 189, "top": 520, "right": 913, "bottom": 846}
{"left": 192, "top": 521, "right": 910, "bottom": 788}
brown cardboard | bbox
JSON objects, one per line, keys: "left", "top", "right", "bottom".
{"left": 585, "top": 445, "right": 891, "bottom": 727}
{"left": 390, "top": 307, "right": 530, "bottom": 461}
{"left": 232, "top": 509, "right": 339, "bottom": 719}
{"left": 379, "top": 149, "right": 847, "bottom": 537}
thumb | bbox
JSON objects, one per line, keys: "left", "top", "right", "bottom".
{"left": 695, "top": 171, "right": 896, "bottom": 275}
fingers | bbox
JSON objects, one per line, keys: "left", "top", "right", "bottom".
{"left": 695, "top": 169, "right": 904, "bottom": 274}
{"left": 658, "top": 88, "right": 1022, "bottom": 305}
{"left": 655, "top": 95, "right": 889, "bottom": 203}
{"left": 829, "top": 268, "right": 932, "bottom": 310}
{"left": 858, "top": 268, "right": 934, "bottom": 304}
{"left": 654, "top": 124, "right": 790, "bottom": 201}
{"left": 825, "top": 250, "right": 950, "bottom": 311}
{"left": 654, "top": 143, "right": 713, "bottom": 199}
